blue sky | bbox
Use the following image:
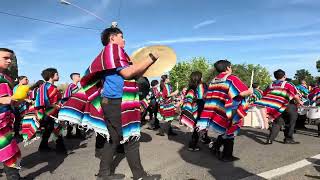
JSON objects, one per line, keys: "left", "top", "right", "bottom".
{"left": 1, "top": 0, "right": 319, "bottom": 83}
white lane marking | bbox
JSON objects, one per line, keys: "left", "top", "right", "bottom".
{"left": 241, "top": 154, "right": 320, "bottom": 180}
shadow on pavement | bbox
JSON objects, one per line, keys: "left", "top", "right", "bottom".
{"left": 295, "top": 128, "right": 320, "bottom": 138}
{"left": 238, "top": 128, "right": 269, "bottom": 145}
{"left": 305, "top": 158, "right": 320, "bottom": 179}
{"left": 140, "top": 132, "right": 152, "bottom": 143}
{"left": 0, "top": 168, "right": 3, "bottom": 178}
{"left": 21, "top": 138, "right": 87, "bottom": 179}
{"left": 166, "top": 126, "right": 266, "bottom": 180}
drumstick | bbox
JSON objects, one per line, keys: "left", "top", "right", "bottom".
{"left": 49, "top": 115, "right": 58, "bottom": 120}
{"left": 250, "top": 70, "right": 254, "bottom": 88}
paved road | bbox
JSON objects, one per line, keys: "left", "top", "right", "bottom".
{"left": 0, "top": 123, "right": 319, "bottom": 180}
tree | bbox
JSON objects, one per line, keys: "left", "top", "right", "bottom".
{"left": 169, "top": 58, "right": 272, "bottom": 90}
{"left": 169, "top": 57, "right": 212, "bottom": 90}
{"left": 294, "top": 69, "right": 314, "bottom": 85}
{"left": 317, "top": 60, "right": 320, "bottom": 72}
{"left": 232, "top": 64, "right": 272, "bottom": 88}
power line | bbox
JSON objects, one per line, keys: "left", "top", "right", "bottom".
{"left": 0, "top": 11, "right": 102, "bottom": 31}
{"left": 117, "top": 0, "right": 122, "bottom": 22}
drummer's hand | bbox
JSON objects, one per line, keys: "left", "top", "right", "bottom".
{"left": 25, "top": 99, "right": 32, "bottom": 103}
{"left": 148, "top": 52, "right": 159, "bottom": 62}
{"left": 298, "top": 101, "right": 304, "bottom": 106}
{"left": 248, "top": 88, "right": 254, "bottom": 95}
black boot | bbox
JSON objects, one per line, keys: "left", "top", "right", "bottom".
{"left": 66, "top": 124, "right": 73, "bottom": 139}
{"left": 39, "top": 138, "right": 53, "bottom": 152}
{"left": 220, "top": 138, "right": 239, "bottom": 162}
{"left": 4, "top": 166, "right": 21, "bottom": 180}
{"left": 56, "top": 136, "right": 67, "bottom": 154}
{"left": 200, "top": 131, "right": 211, "bottom": 144}
{"left": 209, "top": 135, "right": 223, "bottom": 158}
{"left": 168, "top": 126, "right": 177, "bottom": 136}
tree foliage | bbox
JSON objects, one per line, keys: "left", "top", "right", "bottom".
{"left": 169, "top": 58, "right": 272, "bottom": 90}
{"left": 169, "top": 57, "right": 212, "bottom": 90}
{"left": 294, "top": 69, "right": 314, "bottom": 85}
{"left": 316, "top": 60, "right": 320, "bottom": 72}
{"left": 232, "top": 64, "right": 272, "bottom": 88}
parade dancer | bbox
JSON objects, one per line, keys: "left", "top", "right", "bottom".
{"left": 157, "top": 75, "right": 178, "bottom": 136}
{"left": 180, "top": 71, "right": 203, "bottom": 151}
{"left": 63, "top": 73, "right": 83, "bottom": 139}
{"left": 255, "top": 70, "right": 303, "bottom": 144}
{"left": 35, "top": 68, "right": 66, "bottom": 153}
{"left": 0, "top": 48, "right": 23, "bottom": 180}
{"left": 197, "top": 60, "right": 252, "bottom": 162}
{"left": 58, "top": 25, "right": 160, "bottom": 180}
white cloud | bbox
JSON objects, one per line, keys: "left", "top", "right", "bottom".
{"left": 0, "top": 40, "right": 37, "bottom": 53}
{"left": 262, "top": 53, "right": 320, "bottom": 61}
{"left": 193, "top": 20, "right": 216, "bottom": 29}
{"left": 289, "top": 0, "right": 319, "bottom": 5}
{"left": 132, "top": 31, "right": 320, "bottom": 47}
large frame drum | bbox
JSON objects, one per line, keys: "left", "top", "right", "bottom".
{"left": 243, "top": 106, "right": 268, "bottom": 129}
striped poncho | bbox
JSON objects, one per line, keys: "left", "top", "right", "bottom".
{"left": 254, "top": 80, "right": 297, "bottom": 120}
{"left": 58, "top": 43, "right": 141, "bottom": 143}
{"left": 63, "top": 83, "right": 79, "bottom": 101}
{"left": 309, "top": 87, "right": 320, "bottom": 106}
{"left": 180, "top": 89, "right": 198, "bottom": 129}
{"left": 296, "top": 84, "right": 310, "bottom": 104}
{"left": 159, "top": 83, "right": 175, "bottom": 121}
{"left": 20, "top": 82, "right": 63, "bottom": 144}
{"left": 0, "top": 73, "right": 21, "bottom": 168}
{"left": 196, "top": 83, "right": 206, "bottom": 100}
{"left": 197, "top": 73, "right": 249, "bottom": 137}
{"left": 29, "top": 88, "right": 38, "bottom": 100}
{"left": 249, "top": 88, "right": 263, "bottom": 103}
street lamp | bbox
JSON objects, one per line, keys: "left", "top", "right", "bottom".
{"left": 60, "top": 0, "right": 106, "bottom": 23}
{"left": 60, "top": 0, "right": 71, "bottom": 5}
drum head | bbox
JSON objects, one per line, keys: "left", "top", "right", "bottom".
{"left": 131, "top": 45, "right": 177, "bottom": 77}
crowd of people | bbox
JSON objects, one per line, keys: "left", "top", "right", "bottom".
{"left": 0, "top": 24, "right": 319, "bottom": 180}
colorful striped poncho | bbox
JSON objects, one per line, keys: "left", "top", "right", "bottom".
{"left": 254, "top": 80, "right": 297, "bottom": 120}
{"left": 0, "top": 73, "right": 21, "bottom": 168}
{"left": 58, "top": 43, "right": 141, "bottom": 143}
{"left": 197, "top": 73, "right": 249, "bottom": 137}
{"left": 296, "top": 84, "right": 310, "bottom": 104}
{"left": 140, "top": 98, "right": 149, "bottom": 113}
{"left": 21, "top": 82, "right": 62, "bottom": 144}
{"left": 180, "top": 89, "right": 198, "bottom": 130}
{"left": 62, "top": 83, "right": 79, "bottom": 101}
{"left": 29, "top": 88, "right": 38, "bottom": 100}
{"left": 309, "top": 87, "right": 320, "bottom": 106}
{"left": 196, "top": 83, "right": 207, "bottom": 100}
{"left": 249, "top": 88, "right": 263, "bottom": 104}
{"left": 159, "top": 83, "right": 175, "bottom": 121}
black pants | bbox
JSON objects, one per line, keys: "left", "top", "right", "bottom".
{"left": 13, "top": 109, "right": 21, "bottom": 136}
{"left": 148, "top": 102, "right": 159, "bottom": 129}
{"left": 3, "top": 166, "right": 20, "bottom": 180}
{"left": 39, "top": 116, "right": 64, "bottom": 148}
{"left": 39, "top": 116, "right": 55, "bottom": 148}
{"left": 67, "top": 124, "right": 82, "bottom": 136}
{"left": 295, "top": 115, "right": 307, "bottom": 128}
{"left": 268, "top": 104, "right": 298, "bottom": 141}
{"left": 99, "top": 98, "right": 146, "bottom": 179}
{"left": 189, "top": 99, "right": 205, "bottom": 148}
